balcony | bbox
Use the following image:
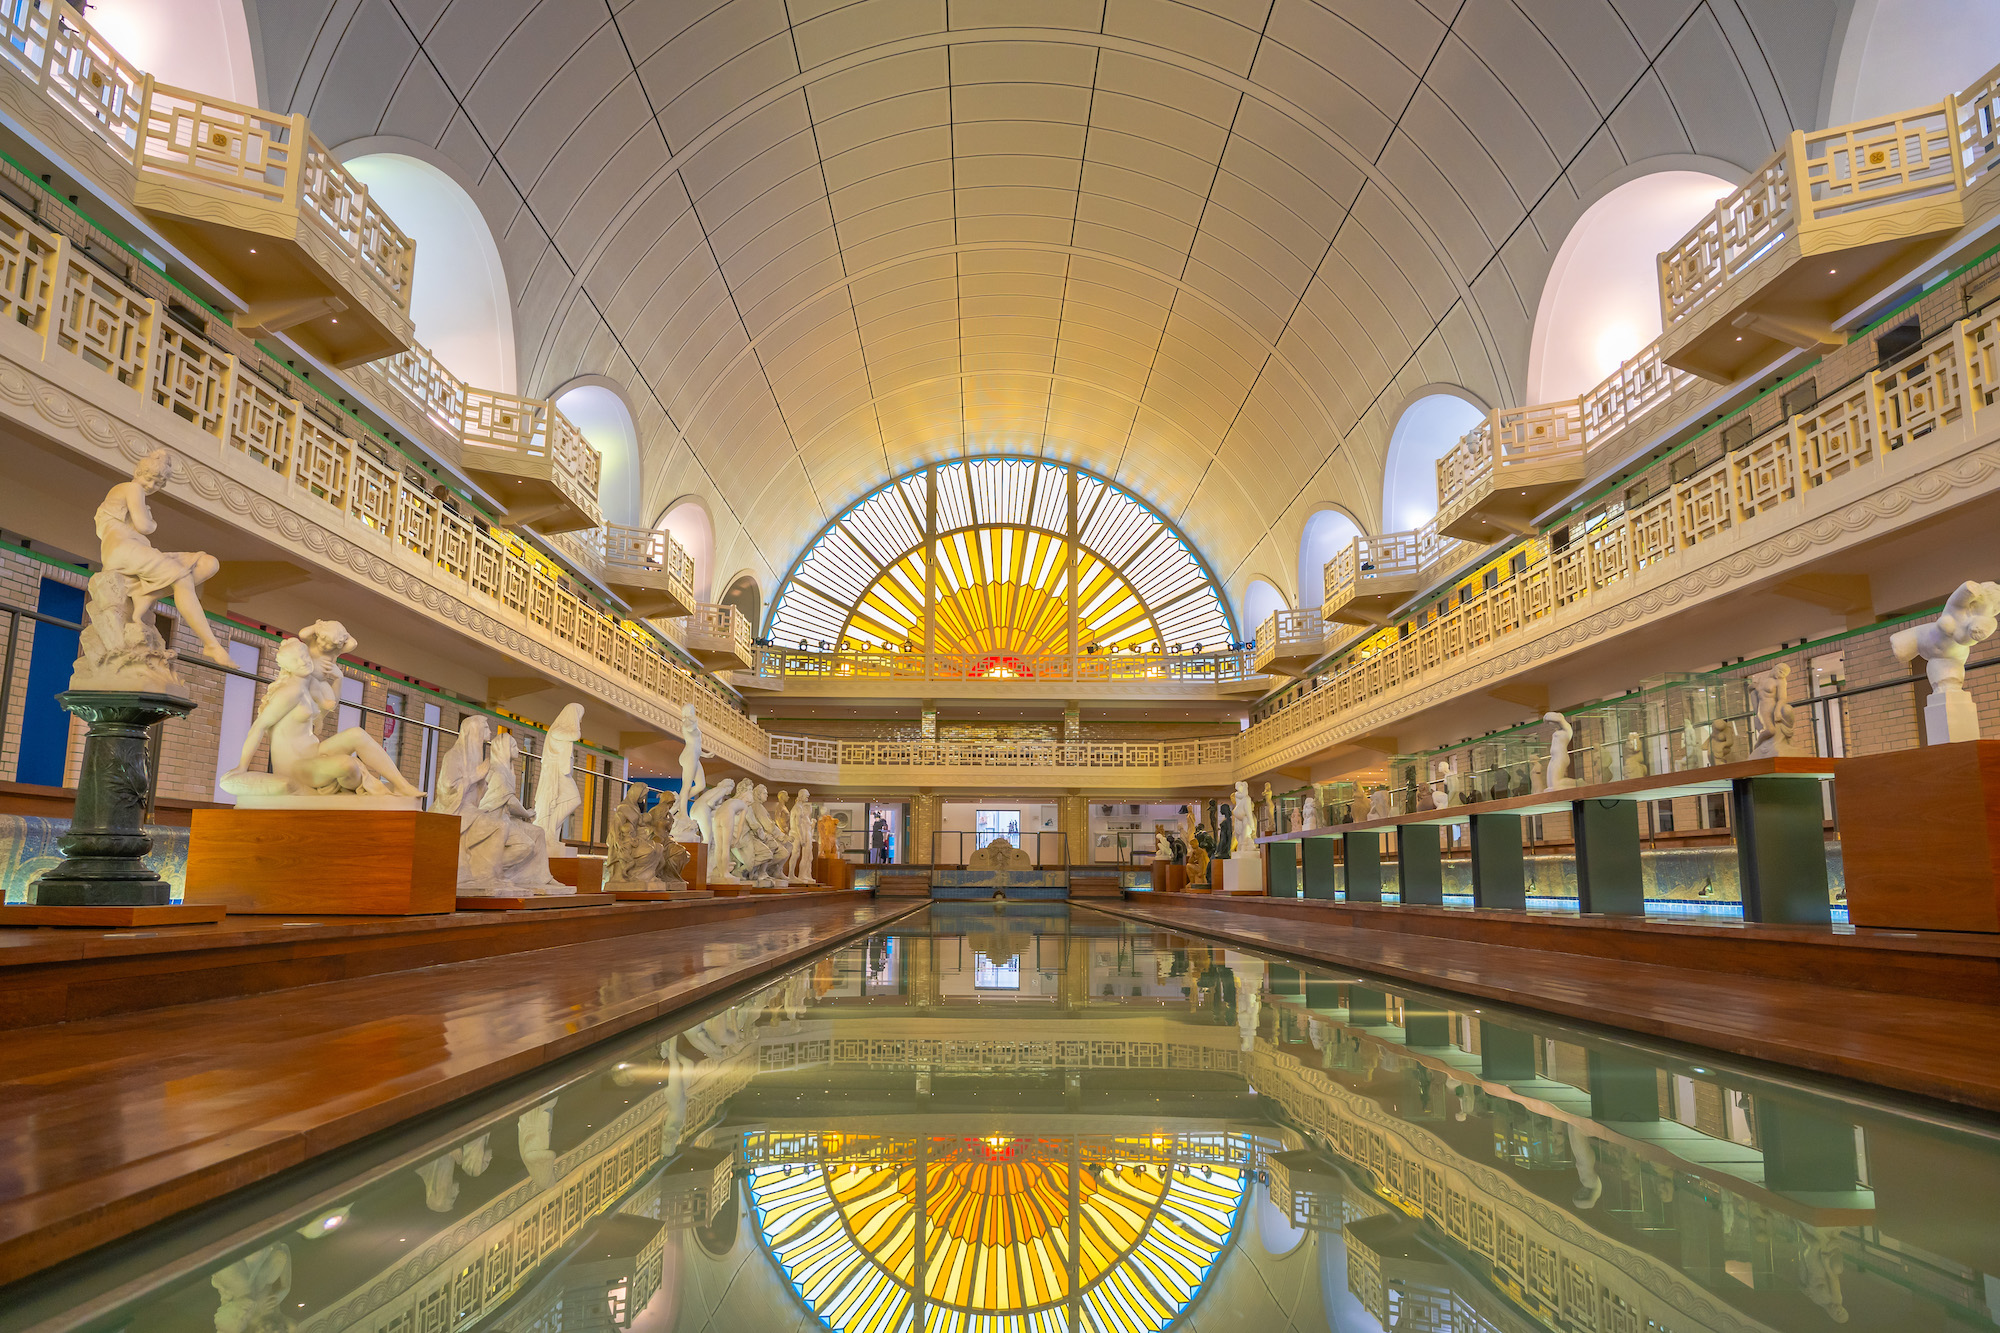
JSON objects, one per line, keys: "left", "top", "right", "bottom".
{"left": 457, "top": 389, "right": 602, "bottom": 533}
{"left": 1322, "top": 525, "right": 1463, "bottom": 626}
{"left": 556, "top": 524, "right": 695, "bottom": 618}
{"left": 1434, "top": 402, "right": 1588, "bottom": 542}
{"left": 669, "top": 604, "right": 753, "bottom": 671}
{"left": 1253, "top": 609, "right": 1327, "bottom": 677}
{"left": 1658, "top": 63, "right": 2000, "bottom": 383}
{"left": 0, "top": 1, "right": 416, "bottom": 366}
{"left": 741, "top": 646, "right": 1271, "bottom": 698}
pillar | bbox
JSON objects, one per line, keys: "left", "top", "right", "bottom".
{"left": 1587, "top": 1051, "right": 1661, "bottom": 1122}
{"left": 911, "top": 789, "right": 937, "bottom": 866}
{"left": 1479, "top": 1021, "right": 1537, "bottom": 1080}
{"left": 1733, "top": 776, "right": 1832, "bottom": 925}
{"left": 1757, "top": 1097, "right": 1858, "bottom": 1192}
{"left": 1303, "top": 978, "right": 1341, "bottom": 1009}
{"left": 1469, "top": 813, "right": 1526, "bottom": 910}
{"left": 1348, "top": 986, "right": 1388, "bottom": 1026}
{"left": 1403, "top": 1004, "right": 1449, "bottom": 1047}
{"left": 1267, "top": 841, "right": 1298, "bottom": 897}
{"left": 1573, "top": 798, "right": 1645, "bottom": 915}
{"left": 1301, "top": 836, "right": 1338, "bottom": 899}
{"left": 1342, "top": 831, "right": 1382, "bottom": 902}
{"left": 1396, "top": 825, "right": 1443, "bottom": 906}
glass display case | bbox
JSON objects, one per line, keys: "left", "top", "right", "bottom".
{"left": 1633, "top": 672, "right": 1754, "bottom": 772}
{"left": 1318, "top": 780, "right": 1361, "bottom": 826}
{"left": 1566, "top": 693, "right": 1649, "bottom": 786}
{"left": 1386, "top": 754, "right": 1431, "bottom": 814}
{"left": 1457, "top": 732, "right": 1541, "bottom": 802}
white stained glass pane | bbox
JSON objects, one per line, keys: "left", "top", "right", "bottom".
{"left": 1029, "top": 462, "right": 1068, "bottom": 534}
{"left": 973, "top": 952, "right": 1021, "bottom": 989}
{"left": 800, "top": 526, "right": 878, "bottom": 603}
{"left": 842, "top": 483, "right": 924, "bottom": 563}
{"left": 1080, "top": 486, "right": 1154, "bottom": 565}
{"left": 936, "top": 462, "right": 972, "bottom": 532}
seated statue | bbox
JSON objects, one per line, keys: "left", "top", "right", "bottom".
{"left": 604, "top": 785, "right": 664, "bottom": 890}
{"left": 220, "top": 625, "right": 422, "bottom": 807}
{"left": 432, "top": 718, "right": 569, "bottom": 895}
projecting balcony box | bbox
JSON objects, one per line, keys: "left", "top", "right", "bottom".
{"left": 458, "top": 391, "right": 603, "bottom": 534}
{"left": 1434, "top": 404, "right": 1587, "bottom": 543}
{"left": 1252, "top": 609, "right": 1326, "bottom": 677}
{"left": 1657, "top": 71, "right": 1996, "bottom": 384}
{"left": 1322, "top": 527, "right": 1448, "bottom": 626}
{"left": 672, "top": 604, "right": 754, "bottom": 671}
{"left": 0, "top": 6, "right": 418, "bottom": 366}
{"left": 563, "top": 524, "right": 696, "bottom": 618}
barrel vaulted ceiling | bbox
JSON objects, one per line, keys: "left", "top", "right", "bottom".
{"left": 256, "top": 0, "right": 1838, "bottom": 611}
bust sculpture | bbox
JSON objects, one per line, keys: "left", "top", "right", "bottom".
{"left": 1543, "top": 711, "right": 1576, "bottom": 789}
{"left": 220, "top": 624, "right": 422, "bottom": 808}
{"left": 531, "top": 703, "right": 585, "bottom": 854}
{"left": 72, "top": 449, "right": 233, "bottom": 697}
{"left": 1892, "top": 580, "right": 2000, "bottom": 743}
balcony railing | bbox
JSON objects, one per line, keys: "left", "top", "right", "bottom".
{"left": 663, "top": 603, "right": 754, "bottom": 670}
{"left": 1322, "top": 522, "right": 1474, "bottom": 626}
{"left": 1244, "top": 298, "right": 2000, "bottom": 764}
{"left": 0, "top": 189, "right": 765, "bottom": 767}
{"left": 1252, "top": 609, "right": 1327, "bottom": 677}
{"left": 551, "top": 523, "right": 694, "bottom": 617}
{"left": 746, "top": 646, "right": 1267, "bottom": 687}
{"left": 0, "top": 0, "right": 417, "bottom": 365}
{"left": 1657, "top": 60, "right": 2000, "bottom": 381}
{"left": 828, "top": 737, "right": 1239, "bottom": 770}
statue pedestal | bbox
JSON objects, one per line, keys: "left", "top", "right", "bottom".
{"left": 457, "top": 892, "right": 616, "bottom": 910}
{"left": 1219, "top": 856, "right": 1255, "bottom": 894}
{"left": 1840, "top": 740, "right": 2000, "bottom": 930}
{"left": 549, "top": 855, "right": 605, "bottom": 894}
{"left": 1148, "top": 862, "right": 1189, "bottom": 893}
{"left": 678, "top": 842, "right": 709, "bottom": 893}
{"left": 1925, "top": 689, "right": 1982, "bottom": 745}
{"left": 610, "top": 887, "right": 714, "bottom": 901}
{"left": 814, "top": 856, "right": 853, "bottom": 891}
{"left": 28, "top": 691, "right": 218, "bottom": 919}
{"left": 185, "top": 809, "right": 462, "bottom": 915}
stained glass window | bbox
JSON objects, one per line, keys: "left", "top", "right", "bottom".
{"left": 749, "top": 1133, "right": 1247, "bottom": 1332}
{"left": 768, "top": 461, "right": 1235, "bottom": 658}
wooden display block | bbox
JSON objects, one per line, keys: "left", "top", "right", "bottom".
{"left": 610, "top": 888, "right": 714, "bottom": 901}
{"left": 549, "top": 856, "right": 604, "bottom": 893}
{"left": 457, "top": 892, "right": 616, "bottom": 911}
{"left": 1839, "top": 741, "right": 2000, "bottom": 931}
{"left": 678, "top": 841, "right": 709, "bottom": 893}
{"left": 1148, "top": 862, "right": 1189, "bottom": 893}
{"left": 186, "top": 809, "right": 460, "bottom": 915}
{"left": 0, "top": 903, "right": 225, "bottom": 927}
{"left": 814, "top": 856, "right": 853, "bottom": 892}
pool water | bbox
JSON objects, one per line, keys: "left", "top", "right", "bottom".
{"left": 7, "top": 902, "right": 1997, "bottom": 1332}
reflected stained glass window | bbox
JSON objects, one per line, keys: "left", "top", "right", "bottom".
{"left": 768, "top": 460, "right": 1235, "bottom": 659}
{"left": 749, "top": 1133, "right": 1246, "bottom": 1332}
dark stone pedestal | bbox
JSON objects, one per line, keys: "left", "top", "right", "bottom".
{"left": 1396, "top": 825, "right": 1444, "bottom": 905}
{"left": 31, "top": 691, "right": 194, "bottom": 907}
{"left": 1301, "top": 837, "right": 1338, "bottom": 899}
{"left": 1470, "top": 812, "right": 1526, "bottom": 910}
{"left": 1573, "top": 798, "right": 1645, "bottom": 916}
{"left": 1342, "top": 831, "right": 1382, "bottom": 902}
{"left": 1733, "top": 775, "right": 1832, "bottom": 925}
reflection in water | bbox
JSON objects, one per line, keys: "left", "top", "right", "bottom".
{"left": 12, "top": 903, "right": 2000, "bottom": 1333}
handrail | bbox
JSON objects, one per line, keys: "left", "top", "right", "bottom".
{"left": 748, "top": 645, "right": 1265, "bottom": 685}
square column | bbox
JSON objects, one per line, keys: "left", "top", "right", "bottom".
{"left": 1732, "top": 776, "right": 1831, "bottom": 925}
{"left": 1342, "top": 832, "right": 1382, "bottom": 903}
{"left": 1267, "top": 841, "right": 1299, "bottom": 897}
{"left": 1348, "top": 986, "right": 1388, "bottom": 1025}
{"left": 1301, "top": 837, "right": 1339, "bottom": 900}
{"left": 1479, "top": 1021, "right": 1536, "bottom": 1080}
{"left": 1469, "top": 813, "right": 1526, "bottom": 910}
{"left": 1396, "top": 825, "right": 1444, "bottom": 906}
{"left": 1587, "top": 1051, "right": 1661, "bottom": 1122}
{"left": 1572, "top": 798, "right": 1645, "bottom": 916}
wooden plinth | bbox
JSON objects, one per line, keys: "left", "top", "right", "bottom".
{"left": 0, "top": 903, "right": 225, "bottom": 927}
{"left": 815, "top": 856, "right": 854, "bottom": 892}
{"left": 549, "top": 856, "right": 604, "bottom": 893}
{"left": 1840, "top": 741, "right": 2000, "bottom": 931}
{"left": 678, "top": 842, "right": 709, "bottom": 893}
{"left": 457, "top": 892, "right": 616, "bottom": 911}
{"left": 186, "top": 809, "right": 460, "bottom": 915}
{"left": 1147, "top": 862, "right": 1191, "bottom": 893}
{"left": 609, "top": 888, "right": 713, "bottom": 901}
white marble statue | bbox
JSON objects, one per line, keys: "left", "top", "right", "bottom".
{"left": 433, "top": 719, "right": 568, "bottom": 895}
{"left": 1260, "top": 781, "right": 1276, "bottom": 835}
{"left": 1749, "top": 662, "right": 1806, "bottom": 759}
{"left": 689, "top": 778, "right": 734, "bottom": 849}
{"left": 1431, "top": 758, "right": 1457, "bottom": 809}
{"left": 210, "top": 1242, "right": 292, "bottom": 1333}
{"left": 674, "top": 701, "right": 707, "bottom": 834}
{"left": 788, "top": 789, "right": 815, "bottom": 880}
{"left": 1892, "top": 580, "right": 2000, "bottom": 744}
{"left": 517, "top": 1099, "right": 557, "bottom": 1191}
{"left": 703, "top": 780, "right": 744, "bottom": 881}
{"left": 1153, "top": 823, "right": 1171, "bottom": 863}
{"left": 1295, "top": 791, "right": 1319, "bottom": 831}
{"left": 1680, "top": 716, "right": 1710, "bottom": 770}
{"left": 73, "top": 449, "right": 233, "bottom": 697}
{"left": 1544, "top": 711, "right": 1576, "bottom": 789}
{"left": 1230, "top": 780, "right": 1253, "bottom": 854}
{"left": 604, "top": 785, "right": 664, "bottom": 890}
{"left": 738, "top": 783, "right": 788, "bottom": 884}
{"left": 1710, "top": 717, "right": 1742, "bottom": 765}
{"left": 220, "top": 625, "right": 423, "bottom": 808}
{"left": 531, "top": 703, "right": 584, "bottom": 855}
{"left": 414, "top": 1153, "right": 460, "bottom": 1212}
{"left": 1529, "top": 754, "right": 1549, "bottom": 793}
{"left": 1366, "top": 786, "right": 1393, "bottom": 820}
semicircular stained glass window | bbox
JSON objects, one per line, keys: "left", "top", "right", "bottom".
{"left": 768, "top": 460, "right": 1235, "bottom": 659}
{"left": 749, "top": 1133, "right": 1246, "bottom": 1333}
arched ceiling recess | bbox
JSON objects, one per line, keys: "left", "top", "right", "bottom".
{"left": 269, "top": 1, "right": 1834, "bottom": 594}
{"left": 769, "top": 457, "right": 1235, "bottom": 658}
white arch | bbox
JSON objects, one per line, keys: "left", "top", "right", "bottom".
{"left": 1297, "top": 508, "right": 1362, "bottom": 609}
{"left": 656, "top": 497, "right": 717, "bottom": 601}
{"left": 1528, "top": 169, "right": 1735, "bottom": 405}
{"left": 1242, "top": 578, "right": 1287, "bottom": 632}
{"left": 720, "top": 571, "right": 762, "bottom": 631}
{"left": 1383, "top": 393, "right": 1486, "bottom": 533}
{"left": 1827, "top": 0, "right": 2000, "bottom": 124}
{"left": 554, "top": 379, "right": 642, "bottom": 529}
{"left": 88, "top": 0, "right": 257, "bottom": 104}
{"left": 339, "top": 148, "right": 516, "bottom": 394}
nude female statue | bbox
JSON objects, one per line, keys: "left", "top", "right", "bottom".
{"left": 95, "top": 449, "right": 233, "bottom": 666}
{"left": 531, "top": 703, "right": 585, "bottom": 852}
{"left": 220, "top": 631, "right": 420, "bottom": 802}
